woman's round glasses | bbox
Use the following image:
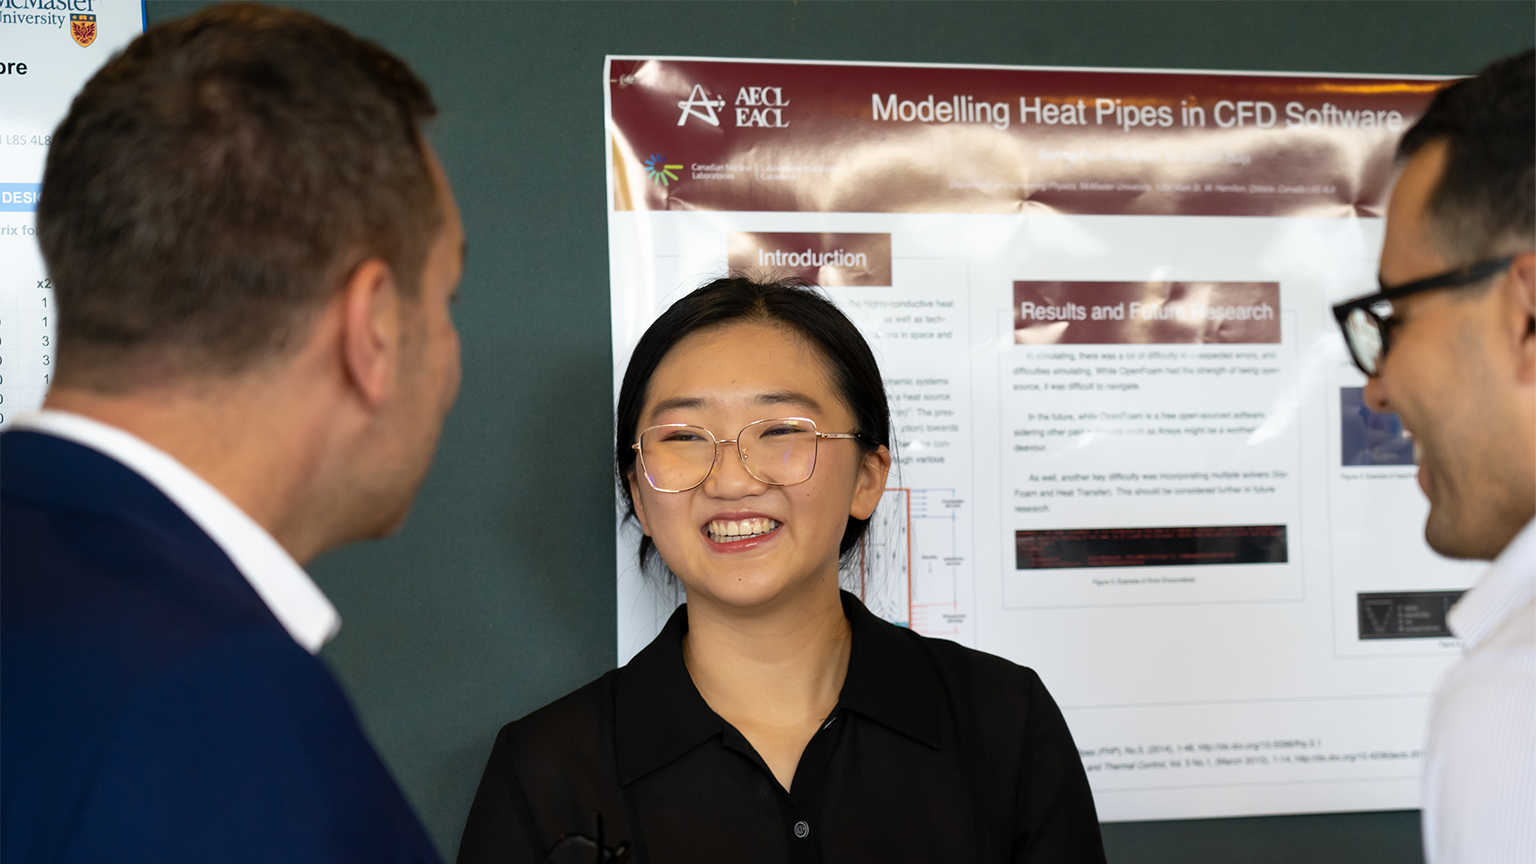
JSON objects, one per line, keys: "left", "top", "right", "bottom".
{"left": 632, "top": 417, "right": 862, "bottom": 493}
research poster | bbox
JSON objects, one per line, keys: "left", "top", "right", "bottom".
{"left": 606, "top": 57, "right": 1483, "bottom": 822}
{"left": 0, "top": 0, "right": 143, "bottom": 427}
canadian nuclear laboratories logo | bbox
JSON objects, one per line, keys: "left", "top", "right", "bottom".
{"left": 677, "top": 85, "right": 725, "bottom": 127}
{"left": 70, "top": 13, "right": 95, "bottom": 47}
{"left": 644, "top": 154, "right": 682, "bottom": 187}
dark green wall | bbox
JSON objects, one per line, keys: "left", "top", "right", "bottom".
{"left": 143, "top": 2, "right": 1535, "bottom": 860}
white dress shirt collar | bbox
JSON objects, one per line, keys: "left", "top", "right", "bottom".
{"left": 11, "top": 410, "right": 341, "bottom": 654}
{"left": 1448, "top": 516, "right": 1536, "bottom": 652}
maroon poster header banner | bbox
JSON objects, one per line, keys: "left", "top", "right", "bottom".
{"left": 607, "top": 57, "right": 1449, "bottom": 217}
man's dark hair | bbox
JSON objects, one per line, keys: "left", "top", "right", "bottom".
{"left": 1398, "top": 49, "right": 1535, "bottom": 263}
{"left": 38, "top": 3, "right": 442, "bottom": 389}
{"left": 615, "top": 276, "right": 892, "bottom": 574}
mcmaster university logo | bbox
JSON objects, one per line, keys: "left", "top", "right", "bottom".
{"left": 676, "top": 84, "right": 724, "bottom": 127}
{"left": 70, "top": 13, "right": 97, "bottom": 47}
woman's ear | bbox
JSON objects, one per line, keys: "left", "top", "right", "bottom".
{"left": 849, "top": 445, "right": 893, "bottom": 520}
{"left": 627, "top": 471, "right": 653, "bottom": 537}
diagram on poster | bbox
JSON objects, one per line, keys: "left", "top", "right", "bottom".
{"left": 607, "top": 56, "right": 1486, "bottom": 820}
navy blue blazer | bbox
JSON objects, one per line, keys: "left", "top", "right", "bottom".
{"left": 1, "top": 430, "right": 441, "bottom": 863}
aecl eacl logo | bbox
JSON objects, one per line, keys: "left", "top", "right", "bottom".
{"left": 676, "top": 84, "right": 790, "bottom": 129}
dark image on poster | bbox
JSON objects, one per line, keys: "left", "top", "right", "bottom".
{"left": 1340, "top": 387, "right": 1416, "bottom": 466}
{"left": 1016, "top": 525, "right": 1288, "bottom": 570}
{"left": 1358, "top": 591, "right": 1464, "bottom": 640}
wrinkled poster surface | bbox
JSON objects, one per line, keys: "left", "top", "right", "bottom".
{"left": 606, "top": 57, "right": 1474, "bottom": 821}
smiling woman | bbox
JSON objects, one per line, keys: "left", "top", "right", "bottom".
{"left": 458, "top": 278, "right": 1106, "bottom": 864}
{"left": 615, "top": 277, "right": 892, "bottom": 588}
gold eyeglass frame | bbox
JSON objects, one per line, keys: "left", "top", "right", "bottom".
{"left": 632, "top": 417, "right": 861, "bottom": 493}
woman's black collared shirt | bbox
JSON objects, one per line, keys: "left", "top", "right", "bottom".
{"left": 458, "top": 592, "right": 1105, "bottom": 864}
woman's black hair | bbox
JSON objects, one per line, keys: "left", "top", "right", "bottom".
{"left": 615, "top": 276, "right": 891, "bottom": 572}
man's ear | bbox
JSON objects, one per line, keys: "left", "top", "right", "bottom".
{"left": 849, "top": 445, "right": 893, "bottom": 520}
{"left": 339, "top": 258, "right": 402, "bottom": 408}
{"left": 1510, "top": 251, "right": 1536, "bottom": 386}
{"left": 628, "top": 471, "right": 653, "bottom": 537}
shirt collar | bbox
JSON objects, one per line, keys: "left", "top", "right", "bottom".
{"left": 1448, "top": 516, "right": 1536, "bottom": 651}
{"left": 613, "top": 590, "right": 943, "bottom": 785}
{"left": 836, "top": 590, "right": 944, "bottom": 749}
{"left": 11, "top": 410, "right": 341, "bottom": 654}
{"left": 613, "top": 603, "right": 721, "bottom": 786}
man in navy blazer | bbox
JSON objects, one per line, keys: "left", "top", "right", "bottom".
{"left": 3, "top": 5, "right": 465, "bottom": 861}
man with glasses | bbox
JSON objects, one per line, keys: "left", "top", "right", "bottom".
{"left": 1332, "top": 50, "right": 1533, "bottom": 864}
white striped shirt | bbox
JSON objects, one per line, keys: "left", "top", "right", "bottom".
{"left": 1423, "top": 516, "right": 1536, "bottom": 864}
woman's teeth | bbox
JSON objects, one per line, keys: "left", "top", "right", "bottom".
{"left": 707, "top": 517, "right": 780, "bottom": 543}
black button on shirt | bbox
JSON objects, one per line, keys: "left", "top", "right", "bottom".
{"left": 458, "top": 592, "right": 1105, "bottom": 864}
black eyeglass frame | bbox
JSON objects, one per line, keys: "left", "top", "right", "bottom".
{"left": 1331, "top": 256, "right": 1515, "bottom": 376}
